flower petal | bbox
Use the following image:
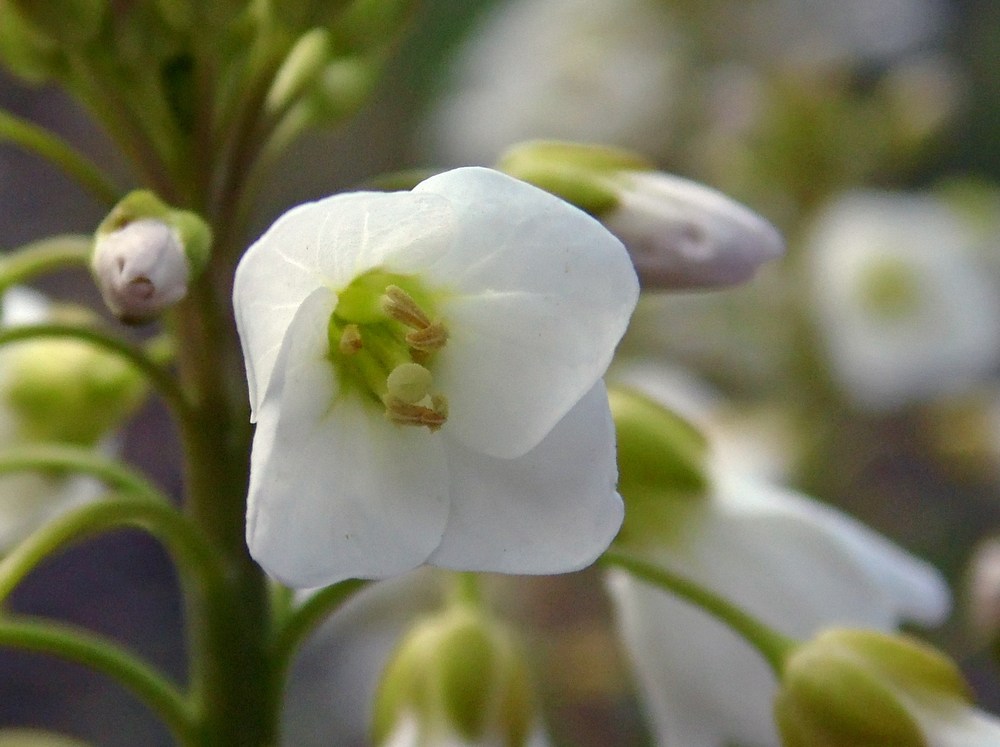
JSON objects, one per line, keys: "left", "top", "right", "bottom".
{"left": 246, "top": 287, "right": 450, "bottom": 587}
{"left": 234, "top": 191, "right": 455, "bottom": 419}
{"left": 415, "top": 167, "right": 639, "bottom": 458}
{"left": 427, "top": 383, "right": 623, "bottom": 574}
{"left": 607, "top": 571, "right": 780, "bottom": 747}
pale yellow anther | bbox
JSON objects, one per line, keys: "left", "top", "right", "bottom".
{"left": 339, "top": 324, "right": 363, "bottom": 355}
{"left": 381, "top": 285, "right": 431, "bottom": 330}
{"left": 386, "top": 362, "right": 433, "bottom": 404}
{"left": 405, "top": 321, "right": 449, "bottom": 352}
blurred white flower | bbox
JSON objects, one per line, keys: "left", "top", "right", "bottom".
{"left": 805, "top": 191, "right": 1000, "bottom": 411}
{"left": 234, "top": 167, "right": 637, "bottom": 588}
{"left": 608, "top": 468, "right": 950, "bottom": 747}
{"left": 606, "top": 378, "right": 949, "bottom": 747}
{"left": 423, "top": 0, "right": 687, "bottom": 166}
{"left": 730, "top": 0, "right": 949, "bottom": 69}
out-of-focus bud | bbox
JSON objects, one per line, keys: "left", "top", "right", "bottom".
{"left": 91, "top": 190, "right": 211, "bottom": 324}
{"left": 774, "top": 628, "right": 1000, "bottom": 746}
{"left": 499, "top": 141, "right": 784, "bottom": 289}
{"left": 266, "top": 27, "right": 333, "bottom": 114}
{"left": 609, "top": 385, "right": 709, "bottom": 496}
{"left": 0, "top": 302, "right": 148, "bottom": 447}
{"left": 373, "top": 603, "right": 539, "bottom": 747}
{"left": 966, "top": 536, "right": 1000, "bottom": 648}
{"left": 608, "top": 385, "right": 710, "bottom": 550}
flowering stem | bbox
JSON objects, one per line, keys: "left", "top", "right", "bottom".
{"left": 0, "top": 496, "right": 224, "bottom": 606}
{"left": 602, "top": 551, "right": 796, "bottom": 674}
{"left": 0, "top": 443, "right": 169, "bottom": 504}
{"left": 0, "top": 234, "right": 93, "bottom": 290}
{"left": 0, "top": 110, "right": 122, "bottom": 207}
{"left": 0, "top": 615, "right": 197, "bottom": 744}
{"left": 270, "top": 579, "right": 369, "bottom": 694}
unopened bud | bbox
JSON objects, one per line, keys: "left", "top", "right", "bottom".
{"left": 91, "top": 190, "right": 211, "bottom": 323}
{"left": 373, "top": 604, "right": 537, "bottom": 746}
{"left": 774, "top": 628, "right": 999, "bottom": 747}
{"left": 499, "top": 141, "right": 785, "bottom": 289}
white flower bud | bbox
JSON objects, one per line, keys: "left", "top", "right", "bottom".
{"left": 91, "top": 218, "right": 190, "bottom": 324}
{"left": 601, "top": 171, "right": 785, "bottom": 288}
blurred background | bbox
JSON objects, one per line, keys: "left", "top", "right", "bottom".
{"left": 1, "top": 0, "right": 999, "bottom": 744}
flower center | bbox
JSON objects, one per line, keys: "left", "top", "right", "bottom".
{"left": 328, "top": 269, "right": 449, "bottom": 430}
{"left": 856, "top": 254, "right": 924, "bottom": 320}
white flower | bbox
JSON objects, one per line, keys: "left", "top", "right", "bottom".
{"left": 607, "top": 469, "right": 949, "bottom": 747}
{"left": 234, "top": 167, "right": 638, "bottom": 587}
{"left": 422, "top": 0, "right": 687, "bottom": 166}
{"left": 805, "top": 190, "right": 1000, "bottom": 411}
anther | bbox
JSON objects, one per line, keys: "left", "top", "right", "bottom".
{"left": 383, "top": 394, "right": 448, "bottom": 431}
{"left": 405, "top": 321, "right": 449, "bottom": 352}
{"left": 338, "top": 324, "right": 363, "bottom": 355}
{"left": 381, "top": 285, "right": 431, "bottom": 330}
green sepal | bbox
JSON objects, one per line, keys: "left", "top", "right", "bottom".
{"left": 498, "top": 140, "right": 654, "bottom": 216}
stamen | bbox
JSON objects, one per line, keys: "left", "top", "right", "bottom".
{"left": 383, "top": 394, "right": 448, "bottom": 431}
{"left": 338, "top": 324, "right": 363, "bottom": 355}
{"left": 381, "top": 285, "right": 431, "bottom": 330}
{"left": 406, "top": 321, "right": 449, "bottom": 352}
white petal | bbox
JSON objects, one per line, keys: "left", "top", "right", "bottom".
{"left": 915, "top": 702, "right": 1000, "bottom": 747}
{"left": 415, "top": 167, "right": 639, "bottom": 458}
{"left": 427, "top": 383, "right": 623, "bottom": 574}
{"left": 607, "top": 571, "right": 780, "bottom": 747}
{"left": 246, "top": 288, "right": 450, "bottom": 587}
{"left": 608, "top": 471, "right": 951, "bottom": 747}
{"left": 234, "top": 190, "right": 455, "bottom": 419}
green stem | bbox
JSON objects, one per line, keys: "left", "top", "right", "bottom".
{"left": 0, "top": 323, "right": 194, "bottom": 426}
{"left": 0, "top": 443, "right": 169, "bottom": 503}
{"left": 270, "top": 580, "right": 368, "bottom": 687}
{"left": 0, "top": 110, "right": 122, "bottom": 207}
{"left": 602, "top": 551, "right": 796, "bottom": 674}
{"left": 0, "top": 615, "right": 197, "bottom": 744}
{"left": 0, "top": 235, "right": 92, "bottom": 290}
{"left": 0, "top": 496, "right": 224, "bottom": 606}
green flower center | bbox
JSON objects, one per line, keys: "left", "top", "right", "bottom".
{"left": 328, "top": 269, "right": 449, "bottom": 430}
{"left": 856, "top": 255, "right": 924, "bottom": 320}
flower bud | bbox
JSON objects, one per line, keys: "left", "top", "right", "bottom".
{"left": 373, "top": 604, "right": 537, "bottom": 747}
{"left": 91, "top": 190, "right": 211, "bottom": 324}
{"left": 266, "top": 27, "right": 334, "bottom": 114}
{"left": 0, "top": 294, "right": 148, "bottom": 447}
{"left": 774, "top": 628, "right": 1000, "bottom": 747}
{"left": 499, "top": 140, "right": 785, "bottom": 289}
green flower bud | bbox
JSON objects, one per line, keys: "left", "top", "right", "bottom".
{"left": 92, "top": 190, "right": 211, "bottom": 324}
{"left": 373, "top": 605, "right": 535, "bottom": 747}
{"left": 1, "top": 305, "right": 148, "bottom": 447}
{"left": 499, "top": 141, "right": 651, "bottom": 216}
{"left": 609, "top": 385, "right": 710, "bottom": 548}
{"left": 774, "top": 629, "right": 974, "bottom": 747}
{"left": 266, "top": 27, "right": 334, "bottom": 114}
